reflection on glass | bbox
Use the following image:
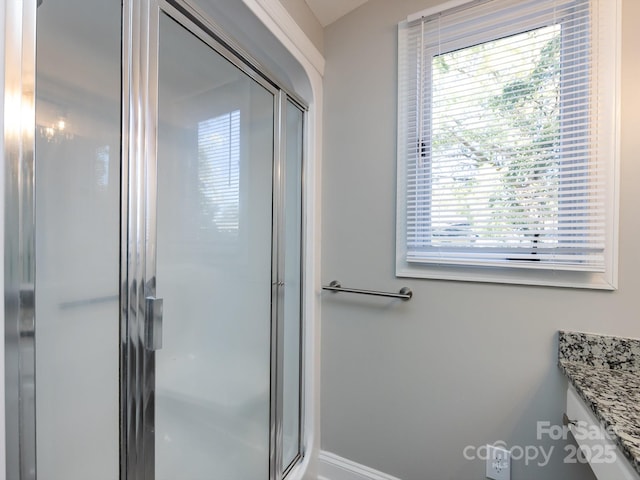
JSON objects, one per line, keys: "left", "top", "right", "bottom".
{"left": 197, "top": 110, "right": 240, "bottom": 236}
{"left": 282, "top": 101, "right": 304, "bottom": 471}
{"left": 156, "top": 13, "right": 274, "bottom": 480}
{"left": 34, "top": 1, "right": 121, "bottom": 479}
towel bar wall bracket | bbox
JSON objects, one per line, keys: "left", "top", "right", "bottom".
{"left": 322, "top": 280, "right": 413, "bottom": 301}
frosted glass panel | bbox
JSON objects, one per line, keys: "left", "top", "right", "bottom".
{"left": 156, "top": 13, "right": 274, "bottom": 480}
{"left": 34, "top": 1, "right": 121, "bottom": 479}
{"left": 282, "top": 101, "right": 303, "bottom": 471}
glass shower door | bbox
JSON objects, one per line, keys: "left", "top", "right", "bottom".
{"left": 154, "top": 12, "right": 276, "bottom": 480}
{"left": 34, "top": 1, "right": 121, "bottom": 479}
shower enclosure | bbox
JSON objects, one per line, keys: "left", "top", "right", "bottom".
{"left": 4, "top": 0, "right": 308, "bottom": 479}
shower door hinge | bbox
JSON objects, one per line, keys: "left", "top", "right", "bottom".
{"left": 145, "top": 296, "right": 164, "bottom": 351}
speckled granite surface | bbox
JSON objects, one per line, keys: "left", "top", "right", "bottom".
{"left": 559, "top": 330, "right": 640, "bottom": 475}
{"left": 559, "top": 330, "right": 640, "bottom": 370}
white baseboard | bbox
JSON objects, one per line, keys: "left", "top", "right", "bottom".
{"left": 317, "top": 451, "right": 402, "bottom": 480}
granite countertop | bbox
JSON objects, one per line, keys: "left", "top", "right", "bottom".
{"left": 558, "top": 331, "right": 640, "bottom": 476}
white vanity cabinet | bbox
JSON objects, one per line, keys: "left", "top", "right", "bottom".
{"left": 565, "top": 385, "right": 640, "bottom": 480}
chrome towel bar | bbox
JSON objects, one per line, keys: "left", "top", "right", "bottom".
{"left": 322, "top": 280, "right": 413, "bottom": 301}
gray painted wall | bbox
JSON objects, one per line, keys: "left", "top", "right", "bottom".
{"left": 320, "top": 0, "right": 640, "bottom": 479}
{"left": 278, "top": 0, "right": 324, "bottom": 54}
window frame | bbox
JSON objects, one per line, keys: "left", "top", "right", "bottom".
{"left": 396, "top": 0, "right": 621, "bottom": 289}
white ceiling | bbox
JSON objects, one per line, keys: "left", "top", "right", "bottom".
{"left": 304, "top": 0, "right": 370, "bottom": 27}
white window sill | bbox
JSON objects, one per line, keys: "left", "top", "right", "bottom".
{"left": 396, "top": 260, "right": 617, "bottom": 290}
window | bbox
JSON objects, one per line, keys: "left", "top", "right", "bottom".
{"left": 396, "top": 0, "right": 620, "bottom": 289}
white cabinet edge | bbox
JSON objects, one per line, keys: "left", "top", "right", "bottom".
{"left": 566, "top": 385, "right": 639, "bottom": 480}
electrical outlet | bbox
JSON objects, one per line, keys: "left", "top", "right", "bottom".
{"left": 486, "top": 445, "right": 511, "bottom": 480}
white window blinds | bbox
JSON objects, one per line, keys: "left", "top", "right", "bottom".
{"left": 397, "top": 0, "right": 618, "bottom": 276}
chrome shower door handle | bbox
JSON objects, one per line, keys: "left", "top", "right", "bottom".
{"left": 145, "top": 296, "right": 164, "bottom": 351}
